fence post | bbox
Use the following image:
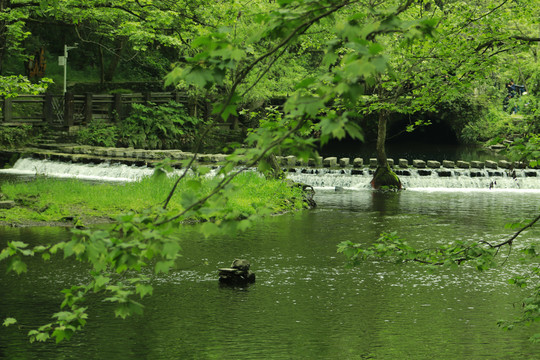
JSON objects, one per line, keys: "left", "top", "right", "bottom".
{"left": 188, "top": 95, "right": 198, "bottom": 118}
{"left": 144, "top": 92, "right": 151, "bottom": 104}
{"left": 2, "top": 96, "right": 13, "bottom": 123}
{"left": 43, "top": 94, "right": 53, "bottom": 125}
{"left": 113, "top": 93, "right": 122, "bottom": 122}
{"left": 64, "top": 92, "right": 74, "bottom": 128}
{"left": 84, "top": 93, "right": 93, "bottom": 124}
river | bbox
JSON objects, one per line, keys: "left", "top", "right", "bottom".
{"left": 1, "top": 180, "right": 539, "bottom": 359}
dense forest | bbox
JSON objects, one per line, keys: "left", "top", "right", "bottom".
{"left": 1, "top": 0, "right": 539, "bottom": 347}
{"left": 1, "top": 0, "right": 539, "bottom": 153}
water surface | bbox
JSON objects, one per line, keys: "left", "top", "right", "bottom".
{"left": 1, "top": 189, "right": 539, "bottom": 359}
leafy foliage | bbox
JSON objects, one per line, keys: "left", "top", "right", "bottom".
{"left": 0, "top": 76, "right": 52, "bottom": 97}
{"left": 0, "top": 124, "right": 37, "bottom": 149}
{"left": 118, "top": 101, "right": 203, "bottom": 150}
{"left": 76, "top": 120, "right": 119, "bottom": 147}
{"left": 2, "top": 0, "right": 540, "bottom": 345}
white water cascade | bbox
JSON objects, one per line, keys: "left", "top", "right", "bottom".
{"left": 286, "top": 167, "right": 540, "bottom": 192}
{"left": 2, "top": 158, "right": 540, "bottom": 192}
{"left": 0, "top": 158, "right": 156, "bottom": 182}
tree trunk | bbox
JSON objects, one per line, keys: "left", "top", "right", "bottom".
{"left": 104, "top": 38, "right": 124, "bottom": 82}
{"left": 98, "top": 45, "right": 105, "bottom": 84}
{"left": 371, "top": 110, "right": 402, "bottom": 190}
{"left": 376, "top": 110, "right": 389, "bottom": 168}
{"left": 259, "top": 153, "right": 284, "bottom": 179}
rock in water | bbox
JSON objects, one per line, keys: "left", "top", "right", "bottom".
{"left": 218, "top": 259, "right": 256, "bottom": 285}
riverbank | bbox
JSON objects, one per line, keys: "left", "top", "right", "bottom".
{"left": 0, "top": 172, "right": 308, "bottom": 227}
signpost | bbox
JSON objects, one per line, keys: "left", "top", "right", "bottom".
{"left": 59, "top": 43, "right": 78, "bottom": 94}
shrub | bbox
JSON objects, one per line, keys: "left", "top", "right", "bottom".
{"left": 77, "top": 120, "right": 119, "bottom": 147}
{"left": 118, "top": 101, "right": 204, "bottom": 150}
{"left": 0, "top": 125, "right": 37, "bottom": 148}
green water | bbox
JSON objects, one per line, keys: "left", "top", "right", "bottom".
{"left": 1, "top": 190, "right": 539, "bottom": 359}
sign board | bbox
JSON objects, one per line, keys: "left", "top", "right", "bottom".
{"left": 58, "top": 56, "right": 65, "bottom": 66}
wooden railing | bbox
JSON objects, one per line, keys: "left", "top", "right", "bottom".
{"left": 0, "top": 92, "right": 207, "bottom": 128}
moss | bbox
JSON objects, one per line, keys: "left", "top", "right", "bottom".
{"left": 370, "top": 165, "right": 402, "bottom": 190}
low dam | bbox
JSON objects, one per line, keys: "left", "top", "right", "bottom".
{"left": 1, "top": 144, "right": 539, "bottom": 190}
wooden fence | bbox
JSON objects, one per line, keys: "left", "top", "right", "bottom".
{"left": 0, "top": 92, "right": 207, "bottom": 128}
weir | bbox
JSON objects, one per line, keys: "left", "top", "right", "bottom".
{"left": 0, "top": 158, "right": 155, "bottom": 182}
{"left": 2, "top": 158, "right": 540, "bottom": 191}
{"left": 286, "top": 167, "right": 540, "bottom": 191}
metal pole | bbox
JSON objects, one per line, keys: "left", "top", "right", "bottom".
{"left": 63, "top": 44, "right": 67, "bottom": 94}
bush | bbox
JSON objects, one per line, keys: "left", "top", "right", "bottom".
{"left": 118, "top": 101, "right": 204, "bottom": 150}
{"left": 0, "top": 125, "right": 37, "bottom": 148}
{"left": 77, "top": 120, "right": 119, "bottom": 147}
{"left": 460, "top": 94, "right": 539, "bottom": 144}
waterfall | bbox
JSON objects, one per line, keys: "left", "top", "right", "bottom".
{"left": 2, "top": 159, "right": 540, "bottom": 191}
{"left": 0, "top": 158, "right": 155, "bottom": 182}
{"left": 285, "top": 168, "right": 540, "bottom": 191}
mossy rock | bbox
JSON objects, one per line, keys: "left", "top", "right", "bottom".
{"left": 370, "top": 165, "right": 402, "bottom": 190}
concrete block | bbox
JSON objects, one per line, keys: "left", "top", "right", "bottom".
{"left": 471, "top": 161, "right": 484, "bottom": 169}
{"left": 339, "top": 158, "right": 350, "bottom": 167}
{"left": 285, "top": 155, "right": 297, "bottom": 166}
{"left": 398, "top": 159, "right": 408, "bottom": 168}
{"left": 442, "top": 160, "right": 455, "bottom": 168}
{"left": 413, "top": 159, "right": 426, "bottom": 168}
{"left": 457, "top": 160, "right": 470, "bottom": 169}
{"left": 353, "top": 158, "right": 363, "bottom": 168}
{"left": 323, "top": 157, "right": 338, "bottom": 167}
{"left": 427, "top": 160, "right": 441, "bottom": 168}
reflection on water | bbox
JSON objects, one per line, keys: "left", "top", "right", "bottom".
{"left": 0, "top": 190, "right": 539, "bottom": 359}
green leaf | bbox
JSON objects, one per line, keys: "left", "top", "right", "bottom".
{"left": 10, "top": 241, "right": 28, "bottom": 249}
{"left": 93, "top": 276, "right": 111, "bottom": 292}
{"left": 237, "top": 219, "right": 252, "bottom": 232}
{"left": 3, "top": 318, "right": 17, "bottom": 327}
{"left": 162, "top": 241, "right": 181, "bottom": 260}
{"left": 155, "top": 260, "right": 175, "bottom": 274}
{"left": 0, "top": 248, "right": 11, "bottom": 261}
{"left": 135, "top": 284, "right": 154, "bottom": 299}
{"left": 200, "top": 222, "right": 220, "bottom": 238}
{"left": 7, "top": 258, "right": 27, "bottom": 274}
{"left": 36, "top": 332, "right": 50, "bottom": 342}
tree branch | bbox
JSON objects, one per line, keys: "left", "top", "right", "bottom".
{"left": 494, "top": 214, "right": 540, "bottom": 248}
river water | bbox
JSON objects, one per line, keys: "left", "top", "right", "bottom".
{"left": 1, "top": 187, "right": 539, "bottom": 359}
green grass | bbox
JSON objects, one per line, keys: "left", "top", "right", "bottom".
{"left": 0, "top": 172, "right": 307, "bottom": 225}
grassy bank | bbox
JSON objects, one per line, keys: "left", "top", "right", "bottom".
{"left": 0, "top": 172, "right": 307, "bottom": 226}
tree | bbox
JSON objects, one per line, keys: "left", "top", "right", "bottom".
{"left": 355, "top": 0, "right": 540, "bottom": 188}
{"left": 1, "top": 0, "right": 434, "bottom": 343}
{"left": 0, "top": 0, "right": 42, "bottom": 74}
{"left": 2, "top": 0, "right": 538, "bottom": 343}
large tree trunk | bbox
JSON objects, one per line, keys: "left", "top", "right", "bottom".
{"left": 98, "top": 44, "right": 105, "bottom": 84}
{"left": 371, "top": 110, "right": 402, "bottom": 190}
{"left": 97, "top": 38, "right": 124, "bottom": 83}
{"left": 104, "top": 38, "right": 124, "bottom": 82}
{"left": 376, "top": 110, "right": 389, "bottom": 168}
